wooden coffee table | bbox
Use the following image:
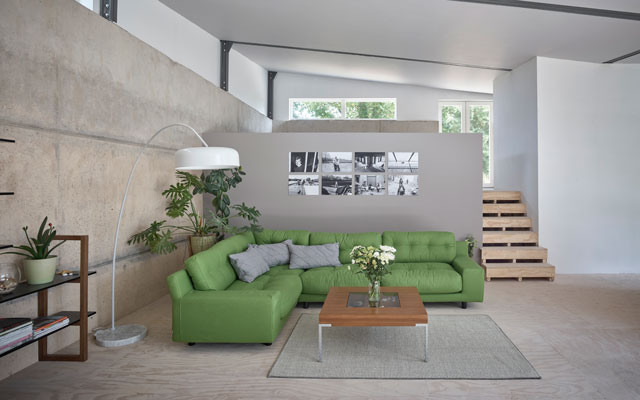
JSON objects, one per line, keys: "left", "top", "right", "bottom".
{"left": 317, "top": 286, "right": 429, "bottom": 362}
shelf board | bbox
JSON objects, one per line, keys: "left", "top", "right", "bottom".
{"left": 0, "top": 311, "right": 96, "bottom": 358}
{"left": 0, "top": 271, "right": 96, "bottom": 304}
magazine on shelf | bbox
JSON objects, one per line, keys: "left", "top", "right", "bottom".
{"left": 0, "top": 325, "right": 33, "bottom": 347}
{"left": 0, "top": 318, "right": 32, "bottom": 335}
{"left": 0, "top": 332, "right": 33, "bottom": 354}
{"left": 32, "top": 315, "right": 69, "bottom": 338}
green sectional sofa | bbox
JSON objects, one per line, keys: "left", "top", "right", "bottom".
{"left": 167, "top": 229, "right": 484, "bottom": 344}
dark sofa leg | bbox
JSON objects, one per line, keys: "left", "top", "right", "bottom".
{"left": 188, "top": 342, "right": 195, "bottom": 346}
{"left": 303, "top": 302, "right": 309, "bottom": 309}
{"left": 461, "top": 302, "right": 467, "bottom": 309}
{"left": 263, "top": 343, "right": 272, "bottom": 346}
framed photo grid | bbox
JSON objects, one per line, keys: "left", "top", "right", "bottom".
{"left": 288, "top": 152, "right": 418, "bottom": 196}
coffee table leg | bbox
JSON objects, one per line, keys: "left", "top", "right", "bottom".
{"left": 318, "top": 324, "right": 330, "bottom": 362}
{"left": 416, "top": 323, "right": 429, "bottom": 362}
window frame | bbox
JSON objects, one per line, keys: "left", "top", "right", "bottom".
{"left": 439, "top": 100, "right": 494, "bottom": 188}
{"left": 289, "top": 98, "right": 397, "bottom": 121}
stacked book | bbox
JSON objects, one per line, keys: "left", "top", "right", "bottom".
{"left": 0, "top": 318, "right": 33, "bottom": 355}
{"left": 32, "top": 315, "right": 69, "bottom": 339}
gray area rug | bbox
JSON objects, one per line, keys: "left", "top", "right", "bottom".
{"left": 269, "top": 314, "right": 540, "bottom": 379}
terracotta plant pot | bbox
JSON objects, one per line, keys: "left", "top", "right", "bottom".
{"left": 23, "top": 256, "right": 57, "bottom": 285}
{"left": 189, "top": 235, "right": 218, "bottom": 255}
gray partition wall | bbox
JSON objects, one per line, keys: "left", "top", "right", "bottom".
{"left": 204, "top": 132, "right": 483, "bottom": 242}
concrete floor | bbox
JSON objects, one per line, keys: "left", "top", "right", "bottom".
{"left": 0, "top": 274, "right": 639, "bottom": 399}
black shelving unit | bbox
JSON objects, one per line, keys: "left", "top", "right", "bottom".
{"left": 0, "top": 235, "right": 94, "bottom": 361}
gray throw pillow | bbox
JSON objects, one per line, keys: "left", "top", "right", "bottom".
{"left": 248, "top": 239, "right": 292, "bottom": 267}
{"left": 287, "top": 242, "right": 342, "bottom": 270}
{"left": 228, "top": 247, "right": 270, "bottom": 283}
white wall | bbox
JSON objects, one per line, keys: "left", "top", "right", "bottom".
{"left": 229, "top": 50, "right": 268, "bottom": 116}
{"left": 117, "top": 0, "right": 267, "bottom": 115}
{"left": 536, "top": 58, "right": 640, "bottom": 274}
{"left": 493, "top": 58, "right": 539, "bottom": 231}
{"left": 274, "top": 72, "right": 492, "bottom": 121}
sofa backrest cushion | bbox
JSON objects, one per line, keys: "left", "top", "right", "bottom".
{"left": 186, "top": 231, "right": 255, "bottom": 290}
{"left": 382, "top": 231, "right": 456, "bottom": 263}
{"left": 309, "top": 232, "right": 382, "bottom": 264}
{"left": 254, "top": 229, "right": 310, "bottom": 245}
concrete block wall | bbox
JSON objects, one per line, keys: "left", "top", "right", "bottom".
{"left": 0, "top": 0, "right": 270, "bottom": 379}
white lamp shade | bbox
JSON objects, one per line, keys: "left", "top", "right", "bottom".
{"left": 175, "top": 147, "right": 240, "bottom": 170}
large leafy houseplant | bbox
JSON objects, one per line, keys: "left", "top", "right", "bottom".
{"left": 128, "top": 168, "right": 261, "bottom": 255}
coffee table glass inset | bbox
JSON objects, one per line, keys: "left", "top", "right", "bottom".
{"left": 318, "top": 286, "right": 428, "bottom": 362}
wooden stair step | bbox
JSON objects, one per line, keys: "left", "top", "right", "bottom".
{"left": 483, "top": 191, "right": 521, "bottom": 202}
{"left": 483, "top": 203, "right": 527, "bottom": 215}
{"left": 483, "top": 231, "right": 538, "bottom": 244}
{"left": 482, "top": 262, "right": 556, "bottom": 281}
{"left": 482, "top": 246, "right": 548, "bottom": 261}
{"left": 483, "top": 216, "right": 532, "bottom": 229}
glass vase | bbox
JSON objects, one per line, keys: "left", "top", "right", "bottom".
{"left": 368, "top": 280, "right": 381, "bottom": 307}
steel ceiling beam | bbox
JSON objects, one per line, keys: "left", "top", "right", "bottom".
{"left": 447, "top": 0, "right": 640, "bottom": 21}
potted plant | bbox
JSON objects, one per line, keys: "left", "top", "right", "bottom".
{"left": 348, "top": 245, "right": 396, "bottom": 307}
{"left": 128, "top": 168, "right": 261, "bottom": 255}
{"left": 1, "top": 217, "right": 66, "bottom": 285}
{"left": 465, "top": 234, "right": 478, "bottom": 258}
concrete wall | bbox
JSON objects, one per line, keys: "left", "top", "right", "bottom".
{"left": 493, "top": 58, "right": 539, "bottom": 231}
{"left": 536, "top": 58, "right": 640, "bottom": 273}
{"left": 117, "top": 0, "right": 268, "bottom": 115}
{"left": 203, "top": 132, "right": 483, "bottom": 243}
{"left": 0, "top": 0, "right": 270, "bottom": 379}
{"left": 273, "top": 72, "right": 493, "bottom": 122}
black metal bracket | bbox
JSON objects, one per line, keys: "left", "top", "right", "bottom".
{"left": 0, "top": 138, "right": 15, "bottom": 143}
{"left": 267, "top": 71, "right": 277, "bottom": 120}
{"left": 100, "top": 0, "right": 118, "bottom": 22}
{"left": 220, "top": 41, "right": 233, "bottom": 91}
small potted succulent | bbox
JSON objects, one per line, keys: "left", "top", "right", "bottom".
{"left": 1, "top": 217, "right": 66, "bottom": 285}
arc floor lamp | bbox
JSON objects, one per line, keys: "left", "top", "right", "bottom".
{"left": 95, "top": 123, "right": 239, "bottom": 347}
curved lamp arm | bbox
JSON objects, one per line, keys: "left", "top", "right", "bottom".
{"left": 109, "top": 123, "right": 207, "bottom": 330}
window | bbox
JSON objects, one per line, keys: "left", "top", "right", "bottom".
{"left": 289, "top": 98, "right": 396, "bottom": 120}
{"left": 439, "top": 101, "right": 494, "bottom": 187}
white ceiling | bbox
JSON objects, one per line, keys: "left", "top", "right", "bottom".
{"left": 159, "top": 0, "right": 640, "bottom": 93}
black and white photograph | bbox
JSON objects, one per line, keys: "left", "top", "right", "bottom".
{"left": 388, "top": 175, "right": 418, "bottom": 196}
{"left": 288, "top": 175, "right": 320, "bottom": 196}
{"left": 289, "top": 152, "right": 319, "bottom": 173}
{"left": 354, "top": 152, "right": 385, "bottom": 172}
{"left": 322, "top": 152, "right": 353, "bottom": 172}
{"left": 321, "top": 175, "right": 352, "bottom": 195}
{"left": 354, "top": 175, "right": 385, "bottom": 195}
{"left": 388, "top": 152, "right": 419, "bottom": 173}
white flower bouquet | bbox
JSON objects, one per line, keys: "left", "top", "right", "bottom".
{"left": 348, "top": 245, "right": 396, "bottom": 284}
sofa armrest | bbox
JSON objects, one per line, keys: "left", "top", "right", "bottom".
{"left": 167, "top": 270, "right": 194, "bottom": 300}
{"left": 175, "top": 289, "right": 283, "bottom": 343}
{"left": 451, "top": 255, "right": 485, "bottom": 302}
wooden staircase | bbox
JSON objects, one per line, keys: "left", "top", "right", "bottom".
{"left": 481, "top": 191, "right": 555, "bottom": 282}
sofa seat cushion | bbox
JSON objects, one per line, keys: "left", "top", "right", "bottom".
{"left": 227, "top": 274, "right": 302, "bottom": 319}
{"left": 383, "top": 263, "right": 462, "bottom": 294}
{"left": 382, "top": 231, "right": 456, "bottom": 263}
{"left": 266, "top": 265, "right": 304, "bottom": 277}
{"left": 300, "top": 266, "right": 369, "bottom": 295}
{"left": 309, "top": 232, "right": 382, "bottom": 264}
